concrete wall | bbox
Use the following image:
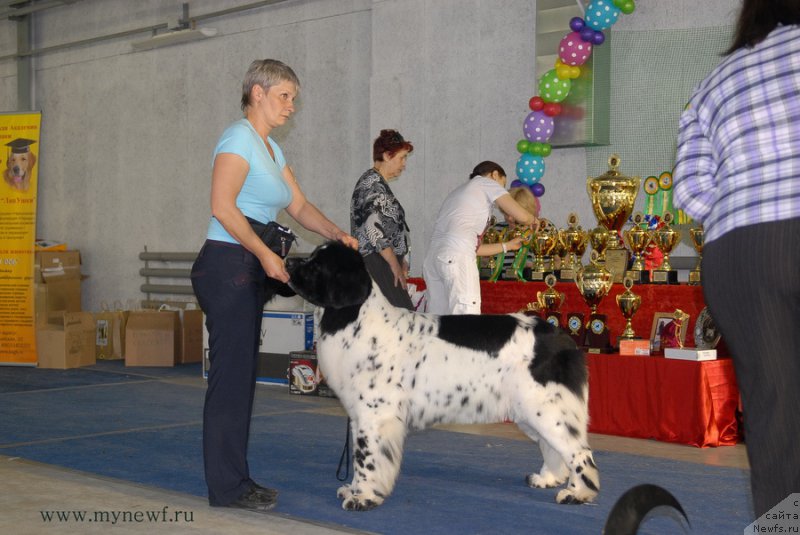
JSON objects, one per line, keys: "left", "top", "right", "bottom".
{"left": 0, "top": 0, "right": 740, "bottom": 310}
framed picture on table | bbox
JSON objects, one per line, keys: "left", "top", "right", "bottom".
{"left": 650, "top": 312, "right": 675, "bottom": 352}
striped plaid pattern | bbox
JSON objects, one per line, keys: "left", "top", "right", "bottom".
{"left": 673, "top": 24, "right": 800, "bottom": 244}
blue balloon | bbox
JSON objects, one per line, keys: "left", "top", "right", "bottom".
{"left": 585, "top": 0, "right": 620, "bottom": 31}
{"left": 516, "top": 154, "right": 545, "bottom": 185}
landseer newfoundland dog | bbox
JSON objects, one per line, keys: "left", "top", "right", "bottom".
{"left": 285, "top": 242, "right": 599, "bottom": 511}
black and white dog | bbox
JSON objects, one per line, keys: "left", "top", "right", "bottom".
{"left": 286, "top": 242, "right": 599, "bottom": 511}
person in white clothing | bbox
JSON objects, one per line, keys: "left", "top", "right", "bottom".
{"left": 423, "top": 161, "right": 539, "bottom": 315}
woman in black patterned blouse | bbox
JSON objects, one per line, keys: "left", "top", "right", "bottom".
{"left": 350, "top": 129, "right": 415, "bottom": 309}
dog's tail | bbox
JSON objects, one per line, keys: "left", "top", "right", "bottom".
{"left": 528, "top": 320, "right": 588, "bottom": 401}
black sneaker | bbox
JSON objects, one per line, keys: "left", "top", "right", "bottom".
{"left": 227, "top": 486, "right": 277, "bottom": 513}
{"left": 250, "top": 481, "right": 279, "bottom": 499}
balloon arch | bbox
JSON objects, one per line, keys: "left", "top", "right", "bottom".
{"left": 511, "top": 0, "right": 636, "bottom": 196}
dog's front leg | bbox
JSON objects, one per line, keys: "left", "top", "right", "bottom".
{"left": 338, "top": 414, "right": 407, "bottom": 511}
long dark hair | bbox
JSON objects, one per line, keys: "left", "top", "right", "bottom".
{"left": 469, "top": 161, "right": 506, "bottom": 180}
{"left": 726, "top": 0, "right": 800, "bottom": 54}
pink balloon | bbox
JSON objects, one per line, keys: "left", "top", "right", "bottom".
{"left": 523, "top": 111, "right": 554, "bottom": 143}
{"left": 559, "top": 31, "right": 593, "bottom": 66}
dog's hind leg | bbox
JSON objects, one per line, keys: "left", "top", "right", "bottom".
{"left": 337, "top": 415, "right": 407, "bottom": 511}
{"left": 518, "top": 428, "right": 569, "bottom": 489}
{"left": 516, "top": 399, "right": 599, "bottom": 504}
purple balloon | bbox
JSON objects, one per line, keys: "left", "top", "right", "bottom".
{"left": 510, "top": 179, "right": 525, "bottom": 189}
{"left": 569, "top": 16, "right": 585, "bottom": 32}
{"left": 580, "top": 26, "right": 595, "bottom": 43}
{"left": 522, "top": 111, "right": 555, "bottom": 143}
{"left": 592, "top": 30, "right": 606, "bottom": 45}
{"left": 532, "top": 183, "right": 546, "bottom": 197}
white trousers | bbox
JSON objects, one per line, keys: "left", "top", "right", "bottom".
{"left": 422, "top": 250, "right": 481, "bottom": 315}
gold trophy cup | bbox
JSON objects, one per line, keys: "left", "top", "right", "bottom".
{"left": 688, "top": 225, "right": 704, "bottom": 285}
{"left": 559, "top": 213, "right": 588, "bottom": 281}
{"left": 536, "top": 273, "right": 565, "bottom": 327}
{"left": 587, "top": 154, "right": 641, "bottom": 250}
{"left": 588, "top": 226, "right": 611, "bottom": 262}
{"left": 615, "top": 277, "right": 641, "bottom": 340}
{"left": 652, "top": 211, "right": 681, "bottom": 284}
{"left": 623, "top": 212, "right": 653, "bottom": 284}
{"left": 576, "top": 250, "right": 614, "bottom": 352}
{"left": 530, "top": 219, "right": 557, "bottom": 280}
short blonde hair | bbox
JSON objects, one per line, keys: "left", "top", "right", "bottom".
{"left": 509, "top": 187, "right": 540, "bottom": 217}
{"left": 241, "top": 59, "right": 300, "bottom": 112}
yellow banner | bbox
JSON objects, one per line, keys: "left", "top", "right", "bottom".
{"left": 0, "top": 111, "right": 41, "bottom": 365}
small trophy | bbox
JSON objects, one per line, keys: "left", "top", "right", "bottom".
{"left": 688, "top": 225, "right": 704, "bottom": 286}
{"left": 588, "top": 226, "right": 611, "bottom": 263}
{"left": 536, "top": 274, "right": 565, "bottom": 327}
{"left": 557, "top": 213, "right": 588, "bottom": 281}
{"left": 576, "top": 251, "right": 614, "bottom": 353}
{"left": 565, "top": 311, "right": 586, "bottom": 347}
{"left": 529, "top": 219, "right": 557, "bottom": 281}
{"left": 623, "top": 212, "right": 652, "bottom": 284}
{"left": 652, "top": 212, "right": 681, "bottom": 285}
{"left": 479, "top": 216, "right": 503, "bottom": 280}
{"left": 615, "top": 277, "right": 641, "bottom": 342}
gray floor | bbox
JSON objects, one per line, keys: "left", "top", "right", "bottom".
{"left": 0, "top": 370, "right": 749, "bottom": 535}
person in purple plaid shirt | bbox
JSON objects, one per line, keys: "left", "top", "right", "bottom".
{"left": 673, "top": 0, "right": 800, "bottom": 519}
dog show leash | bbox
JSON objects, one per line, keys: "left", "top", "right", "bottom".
{"left": 336, "top": 417, "right": 351, "bottom": 482}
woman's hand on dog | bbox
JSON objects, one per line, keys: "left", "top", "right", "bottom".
{"left": 261, "top": 252, "right": 290, "bottom": 283}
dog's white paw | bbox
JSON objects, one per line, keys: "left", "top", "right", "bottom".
{"left": 341, "top": 493, "right": 384, "bottom": 511}
{"left": 555, "top": 487, "right": 596, "bottom": 505}
{"left": 526, "top": 472, "right": 565, "bottom": 489}
{"left": 336, "top": 484, "right": 353, "bottom": 500}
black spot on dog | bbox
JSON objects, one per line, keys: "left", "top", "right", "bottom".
{"left": 582, "top": 473, "right": 599, "bottom": 493}
{"left": 320, "top": 305, "right": 361, "bottom": 335}
{"left": 528, "top": 320, "right": 587, "bottom": 399}
{"left": 437, "top": 315, "right": 519, "bottom": 357}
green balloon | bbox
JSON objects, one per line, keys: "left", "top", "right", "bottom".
{"left": 541, "top": 143, "right": 552, "bottom": 157}
{"left": 527, "top": 143, "right": 543, "bottom": 156}
{"left": 539, "top": 69, "right": 571, "bottom": 103}
{"left": 516, "top": 139, "right": 530, "bottom": 153}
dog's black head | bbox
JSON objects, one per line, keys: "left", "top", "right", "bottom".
{"left": 285, "top": 242, "right": 372, "bottom": 308}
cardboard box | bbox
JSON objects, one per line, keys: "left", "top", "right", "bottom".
{"left": 178, "top": 309, "right": 204, "bottom": 364}
{"left": 202, "top": 310, "right": 314, "bottom": 385}
{"left": 36, "top": 312, "right": 96, "bottom": 369}
{"left": 664, "top": 347, "right": 718, "bottom": 361}
{"left": 125, "top": 310, "right": 180, "bottom": 367}
{"left": 289, "top": 350, "right": 318, "bottom": 395}
{"left": 619, "top": 339, "right": 651, "bottom": 356}
{"left": 34, "top": 250, "right": 84, "bottom": 327}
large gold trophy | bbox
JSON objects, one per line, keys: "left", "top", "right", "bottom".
{"left": 652, "top": 211, "right": 681, "bottom": 284}
{"left": 688, "top": 224, "right": 704, "bottom": 285}
{"left": 576, "top": 250, "right": 614, "bottom": 353}
{"left": 587, "top": 154, "right": 641, "bottom": 251}
{"left": 623, "top": 212, "right": 652, "bottom": 284}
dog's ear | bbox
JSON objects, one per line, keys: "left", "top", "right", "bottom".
{"left": 321, "top": 242, "right": 372, "bottom": 308}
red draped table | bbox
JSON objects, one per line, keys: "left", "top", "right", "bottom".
{"left": 408, "top": 277, "right": 742, "bottom": 447}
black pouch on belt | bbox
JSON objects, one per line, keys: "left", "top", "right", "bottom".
{"left": 246, "top": 216, "right": 296, "bottom": 258}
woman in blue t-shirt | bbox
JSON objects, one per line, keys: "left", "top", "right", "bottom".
{"left": 191, "top": 59, "right": 356, "bottom": 513}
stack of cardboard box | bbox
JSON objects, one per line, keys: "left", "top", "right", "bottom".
{"left": 34, "top": 250, "right": 95, "bottom": 369}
